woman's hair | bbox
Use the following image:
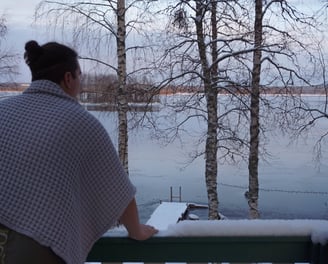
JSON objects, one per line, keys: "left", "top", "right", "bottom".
{"left": 24, "top": 40, "right": 79, "bottom": 83}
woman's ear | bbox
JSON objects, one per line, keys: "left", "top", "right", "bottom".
{"left": 63, "top": 72, "right": 73, "bottom": 89}
{"left": 60, "top": 70, "right": 80, "bottom": 98}
{"left": 60, "top": 72, "right": 73, "bottom": 95}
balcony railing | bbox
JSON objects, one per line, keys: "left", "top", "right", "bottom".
{"left": 86, "top": 220, "right": 328, "bottom": 264}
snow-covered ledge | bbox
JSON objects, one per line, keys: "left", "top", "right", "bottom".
{"left": 90, "top": 220, "right": 328, "bottom": 264}
{"left": 93, "top": 202, "right": 328, "bottom": 263}
{"left": 143, "top": 202, "right": 328, "bottom": 245}
{"left": 157, "top": 219, "right": 328, "bottom": 245}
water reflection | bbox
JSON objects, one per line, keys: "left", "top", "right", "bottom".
{"left": 1, "top": 91, "right": 327, "bottom": 221}
{"left": 90, "top": 95, "right": 328, "bottom": 221}
{"left": 83, "top": 102, "right": 160, "bottom": 112}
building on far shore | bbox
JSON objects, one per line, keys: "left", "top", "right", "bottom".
{"left": 1, "top": 82, "right": 326, "bottom": 95}
{"left": 0, "top": 83, "right": 29, "bottom": 91}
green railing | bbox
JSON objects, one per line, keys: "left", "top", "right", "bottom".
{"left": 87, "top": 235, "right": 327, "bottom": 264}
{"left": 87, "top": 218, "right": 328, "bottom": 264}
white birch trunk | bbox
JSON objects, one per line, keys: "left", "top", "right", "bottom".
{"left": 195, "top": 0, "right": 219, "bottom": 220}
{"left": 248, "top": 0, "right": 263, "bottom": 219}
{"left": 117, "top": 0, "right": 129, "bottom": 174}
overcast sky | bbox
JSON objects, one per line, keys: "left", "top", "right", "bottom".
{"left": 0, "top": 0, "right": 47, "bottom": 82}
{"left": 0, "top": 0, "right": 326, "bottom": 83}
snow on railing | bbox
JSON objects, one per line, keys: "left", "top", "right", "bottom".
{"left": 87, "top": 219, "right": 328, "bottom": 264}
{"left": 159, "top": 219, "right": 328, "bottom": 245}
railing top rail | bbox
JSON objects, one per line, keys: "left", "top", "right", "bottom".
{"left": 87, "top": 215, "right": 328, "bottom": 263}
{"left": 87, "top": 235, "right": 321, "bottom": 263}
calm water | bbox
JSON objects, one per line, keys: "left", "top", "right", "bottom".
{"left": 91, "top": 95, "right": 328, "bottom": 222}
{"left": 1, "top": 91, "right": 327, "bottom": 221}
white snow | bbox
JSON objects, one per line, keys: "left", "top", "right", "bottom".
{"left": 156, "top": 219, "right": 328, "bottom": 245}
{"left": 107, "top": 202, "right": 328, "bottom": 246}
{"left": 146, "top": 202, "right": 188, "bottom": 230}
{"left": 141, "top": 202, "right": 328, "bottom": 245}
{"left": 89, "top": 203, "right": 328, "bottom": 264}
{"left": 105, "top": 202, "right": 328, "bottom": 246}
{"left": 311, "top": 226, "right": 328, "bottom": 244}
{"left": 100, "top": 219, "right": 327, "bottom": 264}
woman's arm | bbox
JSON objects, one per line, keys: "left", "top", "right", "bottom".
{"left": 119, "top": 198, "right": 158, "bottom": 240}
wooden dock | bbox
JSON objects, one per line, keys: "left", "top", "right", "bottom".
{"left": 146, "top": 202, "right": 188, "bottom": 231}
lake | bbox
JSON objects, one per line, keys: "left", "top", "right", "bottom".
{"left": 1, "top": 91, "right": 327, "bottom": 221}
{"left": 90, "top": 94, "right": 328, "bottom": 222}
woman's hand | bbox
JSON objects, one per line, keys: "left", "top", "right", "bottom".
{"left": 128, "top": 224, "right": 158, "bottom": 241}
{"left": 119, "top": 198, "right": 158, "bottom": 241}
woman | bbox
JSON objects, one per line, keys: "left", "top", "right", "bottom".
{"left": 0, "top": 40, "right": 157, "bottom": 264}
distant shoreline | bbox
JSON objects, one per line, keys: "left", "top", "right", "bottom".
{"left": 1, "top": 82, "right": 327, "bottom": 95}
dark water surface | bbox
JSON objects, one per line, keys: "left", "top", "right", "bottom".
{"left": 2, "top": 91, "right": 327, "bottom": 221}
{"left": 91, "top": 95, "right": 328, "bottom": 222}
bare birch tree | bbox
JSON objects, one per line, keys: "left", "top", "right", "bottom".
{"left": 116, "top": 0, "right": 129, "bottom": 172}
{"left": 36, "top": 0, "right": 156, "bottom": 174}
{"left": 195, "top": 0, "right": 219, "bottom": 220}
{"left": 248, "top": 0, "right": 262, "bottom": 219}
{"left": 0, "top": 15, "right": 18, "bottom": 83}
{"left": 247, "top": 0, "right": 322, "bottom": 218}
{"left": 34, "top": 0, "right": 327, "bottom": 219}
{"left": 151, "top": 0, "right": 324, "bottom": 219}
{"left": 286, "top": 4, "right": 328, "bottom": 165}
{"left": 152, "top": 0, "right": 254, "bottom": 219}
{"left": 247, "top": 0, "right": 324, "bottom": 218}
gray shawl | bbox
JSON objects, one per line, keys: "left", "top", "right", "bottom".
{"left": 0, "top": 80, "right": 136, "bottom": 264}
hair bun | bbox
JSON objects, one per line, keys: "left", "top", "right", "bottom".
{"left": 24, "top": 40, "right": 43, "bottom": 65}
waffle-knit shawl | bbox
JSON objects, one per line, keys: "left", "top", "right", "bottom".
{"left": 0, "top": 80, "right": 136, "bottom": 264}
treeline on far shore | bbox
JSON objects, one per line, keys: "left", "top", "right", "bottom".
{"left": 0, "top": 82, "right": 327, "bottom": 95}
{"left": 0, "top": 83, "right": 29, "bottom": 92}
{"left": 159, "top": 84, "right": 328, "bottom": 95}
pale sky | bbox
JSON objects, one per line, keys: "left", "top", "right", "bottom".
{"left": 0, "top": 0, "right": 47, "bottom": 82}
{"left": 0, "top": 0, "right": 326, "bottom": 83}
{"left": 0, "top": 0, "right": 41, "bottom": 26}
